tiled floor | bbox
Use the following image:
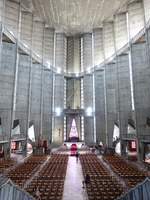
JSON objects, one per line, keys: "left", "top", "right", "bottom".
{"left": 63, "top": 156, "right": 88, "bottom": 200}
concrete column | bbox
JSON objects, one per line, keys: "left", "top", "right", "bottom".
{"left": 0, "top": 0, "right": 5, "bottom": 69}
{"left": 94, "top": 69, "right": 106, "bottom": 144}
{"left": 20, "top": 11, "right": 33, "bottom": 154}
{"left": 5, "top": 1, "right": 21, "bottom": 157}
{"left": 93, "top": 28, "right": 104, "bottom": 66}
{"left": 67, "top": 36, "right": 81, "bottom": 73}
{"left": 52, "top": 33, "right": 66, "bottom": 144}
{"left": 113, "top": 12, "right": 133, "bottom": 154}
{"left": 32, "top": 20, "right": 45, "bottom": 59}
{"left": 103, "top": 22, "right": 115, "bottom": 59}
{"left": 20, "top": 11, "right": 33, "bottom": 48}
{"left": 131, "top": 39, "right": 150, "bottom": 160}
{"left": 15, "top": 54, "right": 31, "bottom": 139}
{"left": 103, "top": 21, "right": 117, "bottom": 147}
{"left": 116, "top": 53, "right": 132, "bottom": 155}
{"left": 105, "top": 61, "right": 118, "bottom": 147}
{"left": 42, "top": 69, "right": 53, "bottom": 145}
{"left": 43, "top": 28, "right": 54, "bottom": 66}
{"left": 82, "top": 33, "right": 94, "bottom": 144}
{"left": 83, "top": 74, "right": 94, "bottom": 145}
{"left": 143, "top": 0, "right": 150, "bottom": 23}
{"left": 128, "top": 1, "right": 145, "bottom": 39}
{"left": 0, "top": 0, "right": 5, "bottom": 142}
{"left": 55, "top": 33, "right": 67, "bottom": 72}
{"left": 30, "top": 63, "right": 42, "bottom": 141}
{"left": 66, "top": 78, "right": 81, "bottom": 109}
{"left": 42, "top": 28, "right": 54, "bottom": 145}
{"left": 53, "top": 74, "right": 64, "bottom": 144}
{"left": 0, "top": 0, "right": 5, "bottom": 23}
{"left": 127, "top": 1, "right": 149, "bottom": 161}
{"left": 114, "top": 13, "right": 128, "bottom": 51}
{"left": 0, "top": 42, "right": 16, "bottom": 155}
{"left": 31, "top": 20, "right": 44, "bottom": 142}
{"left": 82, "top": 33, "right": 93, "bottom": 70}
{"left": 4, "top": 0, "right": 20, "bottom": 37}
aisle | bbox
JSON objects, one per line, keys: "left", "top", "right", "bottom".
{"left": 63, "top": 156, "right": 88, "bottom": 200}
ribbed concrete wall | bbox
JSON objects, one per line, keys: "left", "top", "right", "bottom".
{"left": 95, "top": 69, "right": 106, "bottom": 144}
{"left": 114, "top": 13, "right": 128, "bottom": 50}
{"left": 66, "top": 78, "right": 80, "bottom": 109}
{"left": 0, "top": 0, "right": 4, "bottom": 22}
{"left": 15, "top": 54, "right": 30, "bottom": 138}
{"left": 117, "top": 54, "right": 132, "bottom": 139}
{"left": 143, "top": 0, "right": 150, "bottom": 23}
{"left": 53, "top": 32, "right": 66, "bottom": 143}
{"left": 0, "top": 42, "right": 16, "bottom": 140}
{"left": 117, "top": 53, "right": 132, "bottom": 154}
{"left": 20, "top": 11, "right": 33, "bottom": 48}
{"left": 131, "top": 40, "right": 150, "bottom": 159}
{"left": 67, "top": 36, "right": 81, "bottom": 73}
{"left": 105, "top": 62, "right": 118, "bottom": 147}
{"left": 53, "top": 117, "right": 64, "bottom": 143}
{"left": 103, "top": 22, "right": 115, "bottom": 59}
{"left": 82, "top": 33, "right": 92, "bottom": 70}
{"left": 53, "top": 74, "right": 64, "bottom": 143}
{"left": 83, "top": 74, "right": 94, "bottom": 144}
{"left": 4, "top": 0, "right": 20, "bottom": 37}
{"left": 93, "top": 28, "right": 104, "bottom": 66}
{"left": 84, "top": 117, "right": 94, "bottom": 145}
{"left": 32, "top": 21, "right": 44, "bottom": 59}
{"left": 30, "top": 63, "right": 42, "bottom": 140}
{"left": 55, "top": 33, "right": 66, "bottom": 71}
{"left": 43, "top": 28, "right": 54, "bottom": 66}
{"left": 128, "top": 1, "right": 144, "bottom": 39}
{"left": 42, "top": 69, "right": 53, "bottom": 143}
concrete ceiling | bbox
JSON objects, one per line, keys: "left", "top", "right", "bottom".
{"left": 22, "top": 0, "right": 133, "bottom": 35}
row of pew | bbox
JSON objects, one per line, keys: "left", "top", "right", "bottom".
{"left": 26, "top": 154, "right": 68, "bottom": 200}
{"left": 0, "top": 159, "right": 16, "bottom": 173}
{"left": 104, "top": 154, "right": 147, "bottom": 188}
{"left": 80, "top": 154, "right": 124, "bottom": 200}
{"left": 8, "top": 155, "right": 47, "bottom": 187}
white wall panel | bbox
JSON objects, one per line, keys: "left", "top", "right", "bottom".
{"left": 93, "top": 28, "right": 104, "bottom": 66}
{"left": 32, "top": 20, "right": 44, "bottom": 58}
{"left": 20, "top": 12, "right": 33, "bottom": 48}
{"left": 128, "top": 2, "right": 144, "bottom": 39}
{"left": 82, "top": 33, "right": 92, "bottom": 70}
{"left": 55, "top": 33, "right": 67, "bottom": 70}
{"left": 43, "top": 28, "right": 54, "bottom": 66}
{"left": 103, "top": 22, "right": 115, "bottom": 59}
{"left": 5, "top": 0, "right": 20, "bottom": 37}
{"left": 0, "top": 0, "right": 4, "bottom": 22}
{"left": 114, "top": 13, "right": 128, "bottom": 50}
{"left": 143, "top": 0, "right": 150, "bottom": 23}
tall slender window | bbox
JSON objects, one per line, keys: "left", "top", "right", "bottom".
{"left": 81, "top": 116, "right": 84, "bottom": 141}
{"left": 127, "top": 12, "right": 135, "bottom": 111}
{"left": 64, "top": 78, "right": 66, "bottom": 108}
{"left": 81, "top": 78, "right": 84, "bottom": 109}
{"left": 64, "top": 116, "right": 66, "bottom": 141}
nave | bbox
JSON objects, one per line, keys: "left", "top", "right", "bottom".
{"left": 0, "top": 150, "right": 149, "bottom": 200}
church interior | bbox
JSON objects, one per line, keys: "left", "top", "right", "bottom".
{"left": 0, "top": 0, "right": 150, "bottom": 199}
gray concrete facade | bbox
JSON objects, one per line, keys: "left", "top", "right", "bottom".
{"left": 94, "top": 69, "right": 106, "bottom": 144}
{"left": 95, "top": 70, "right": 106, "bottom": 144}
{"left": 131, "top": 39, "right": 150, "bottom": 160}
{"left": 105, "top": 62, "right": 118, "bottom": 147}
{"left": 116, "top": 53, "right": 132, "bottom": 154}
